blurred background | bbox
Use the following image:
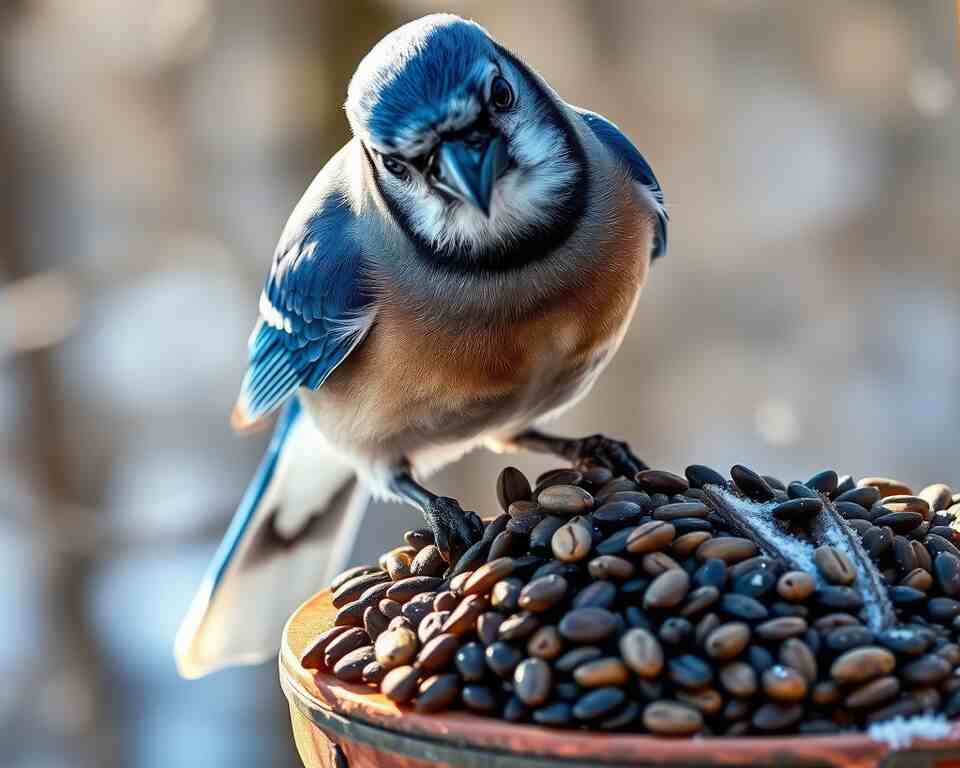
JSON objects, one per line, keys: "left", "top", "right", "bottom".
{"left": 1, "top": 1, "right": 957, "bottom": 765}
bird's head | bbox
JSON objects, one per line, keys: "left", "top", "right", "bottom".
{"left": 346, "top": 14, "right": 586, "bottom": 269}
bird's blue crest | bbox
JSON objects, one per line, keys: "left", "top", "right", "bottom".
{"left": 346, "top": 15, "right": 495, "bottom": 156}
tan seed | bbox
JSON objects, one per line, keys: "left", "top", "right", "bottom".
{"left": 626, "top": 520, "right": 676, "bottom": 554}
{"left": 383, "top": 550, "right": 413, "bottom": 581}
{"left": 417, "top": 611, "right": 449, "bottom": 645}
{"left": 300, "top": 625, "right": 350, "bottom": 669}
{"left": 363, "top": 606, "right": 390, "bottom": 641}
{"left": 762, "top": 665, "right": 808, "bottom": 703}
{"left": 498, "top": 611, "right": 541, "bottom": 641}
{"left": 324, "top": 628, "right": 371, "bottom": 669}
{"left": 814, "top": 545, "right": 856, "bottom": 585}
{"left": 381, "top": 665, "right": 419, "bottom": 703}
{"left": 362, "top": 660, "right": 387, "bottom": 685}
{"left": 879, "top": 495, "right": 930, "bottom": 520}
{"left": 858, "top": 477, "right": 913, "bottom": 498}
{"left": 588, "top": 555, "right": 635, "bottom": 580}
{"left": 518, "top": 575, "right": 568, "bottom": 612}
{"left": 642, "top": 551, "right": 682, "bottom": 576}
{"left": 777, "top": 571, "right": 816, "bottom": 602}
{"left": 845, "top": 676, "right": 900, "bottom": 708}
{"left": 507, "top": 500, "right": 540, "bottom": 518}
{"left": 644, "top": 568, "right": 690, "bottom": 609}
{"left": 704, "top": 622, "right": 750, "bottom": 660}
{"left": 920, "top": 483, "right": 954, "bottom": 513}
{"left": 415, "top": 633, "right": 459, "bottom": 675}
{"left": 386, "top": 576, "right": 443, "bottom": 603}
{"left": 755, "top": 616, "right": 808, "bottom": 641}
{"left": 410, "top": 545, "right": 446, "bottom": 577}
{"left": 696, "top": 537, "right": 757, "bottom": 564}
{"left": 538, "top": 484, "right": 594, "bottom": 515}
{"left": 463, "top": 558, "right": 516, "bottom": 596}
{"left": 374, "top": 627, "right": 419, "bottom": 670}
{"left": 811, "top": 681, "right": 841, "bottom": 707}
{"left": 620, "top": 628, "right": 664, "bottom": 678}
{"left": 379, "top": 546, "right": 415, "bottom": 570}
{"left": 675, "top": 688, "right": 724, "bottom": 716}
{"left": 573, "top": 657, "right": 630, "bottom": 687}
{"left": 448, "top": 571, "right": 473, "bottom": 594}
{"left": 830, "top": 647, "right": 896, "bottom": 684}
{"left": 332, "top": 645, "right": 375, "bottom": 683}
{"left": 332, "top": 571, "right": 391, "bottom": 608}
{"left": 719, "top": 661, "right": 757, "bottom": 698}
{"left": 901, "top": 568, "right": 933, "bottom": 591}
{"left": 433, "top": 591, "right": 459, "bottom": 612}
{"left": 680, "top": 585, "right": 720, "bottom": 617}
{"left": 643, "top": 701, "right": 703, "bottom": 736}
{"left": 695, "top": 613, "right": 721, "bottom": 646}
{"left": 671, "top": 531, "right": 712, "bottom": 559}
{"left": 379, "top": 599, "right": 402, "bottom": 619}
{"left": 912, "top": 540, "right": 933, "bottom": 572}
{"left": 551, "top": 519, "right": 593, "bottom": 562}
{"left": 490, "top": 578, "right": 522, "bottom": 612}
{"left": 441, "top": 594, "right": 487, "bottom": 636}
{"left": 403, "top": 528, "right": 434, "bottom": 551}
{"left": 780, "top": 638, "right": 817, "bottom": 683}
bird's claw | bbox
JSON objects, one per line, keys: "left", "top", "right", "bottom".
{"left": 426, "top": 496, "right": 483, "bottom": 564}
{"left": 569, "top": 434, "right": 649, "bottom": 477}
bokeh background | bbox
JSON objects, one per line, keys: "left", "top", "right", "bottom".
{"left": 1, "top": 1, "right": 957, "bottom": 765}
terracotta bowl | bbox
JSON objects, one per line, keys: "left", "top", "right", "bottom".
{"left": 280, "top": 590, "right": 960, "bottom": 768}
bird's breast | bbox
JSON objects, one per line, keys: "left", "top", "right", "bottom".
{"left": 318, "top": 179, "right": 653, "bottom": 451}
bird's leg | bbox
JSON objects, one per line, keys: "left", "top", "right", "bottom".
{"left": 390, "top": 468, "right": 483, "bottom": 564}
{"left": 508, "top": 428, "right": 649, "bottom": 477}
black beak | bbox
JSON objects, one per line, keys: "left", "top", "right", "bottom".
{"left": 430, "top": 133, "right": 510, "bottom": 217}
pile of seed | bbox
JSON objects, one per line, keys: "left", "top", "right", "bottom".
{"left": 301, "top": 462, "right": 960, "bottom": 737}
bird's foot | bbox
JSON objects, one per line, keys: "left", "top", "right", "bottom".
{"left": 567, "top": 434, "right": 649, "bottom": 477}
{"left": 425, "top": 496, "right": 483, "bottom": 564}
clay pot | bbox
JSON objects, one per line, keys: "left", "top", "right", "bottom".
{"left": 281, "top": 590, "right": 960, "bottom": 768}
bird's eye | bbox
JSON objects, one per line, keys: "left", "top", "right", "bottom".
{"left": 382, "top": 155, "right": 407, "bottom": 178}
{"left": 490, "top": 76, "right": 514, "bottom": 111}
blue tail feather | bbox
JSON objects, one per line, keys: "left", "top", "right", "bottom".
{"left": 205, "top": 397, "right": 303, "bottom": 593}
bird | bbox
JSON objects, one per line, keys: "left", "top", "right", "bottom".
{"left": 176, "top": 13, "right": 667, "bottom": 678}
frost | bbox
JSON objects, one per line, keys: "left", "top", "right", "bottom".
{"left": 706, "top": 485, "right": 895, "bottom": 632}
{"left": 708, "top": 487, "right": 819, "bottom": 575}
{"left": 867, "top": 715, "right": 953, "bottom": 750}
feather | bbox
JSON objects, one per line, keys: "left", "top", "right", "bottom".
{"left": 176, "top": 398, "right": 369, "bottom": 678}
{"left": 233, "top": 158, "right": 375, "bottom": 427}
{"left": 576, "top": 108, "right": 668, "bottom": 260}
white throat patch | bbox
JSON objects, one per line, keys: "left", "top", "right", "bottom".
{"left": 408, "top": 120, "right": 579, "bottom": 255}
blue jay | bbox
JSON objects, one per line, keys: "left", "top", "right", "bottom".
{"left": 176, "top": 13, "right": 667, "bottom": 678}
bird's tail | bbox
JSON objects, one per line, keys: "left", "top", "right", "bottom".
{"left": 175, "top": 398, "right": 369, "bottom": 679}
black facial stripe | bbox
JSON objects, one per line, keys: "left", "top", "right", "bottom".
{"left": 376, "top": 43, "right": 588, "bottom": 276}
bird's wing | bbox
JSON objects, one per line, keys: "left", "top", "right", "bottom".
{"left": 176, "top": 151, "right": 376, "bottom": 678}
{"left": 575, "top": 108, "right": 668, "bottom": 260}
{"left": 232, "top": 156, "right": 376, "bottom": 428}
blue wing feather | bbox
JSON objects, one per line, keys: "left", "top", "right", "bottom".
{"left": 576, "top": 108, "right": 668, "bottom": 260}
{"left": 237, "top": 188, "right": 373, "bottom": 423}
